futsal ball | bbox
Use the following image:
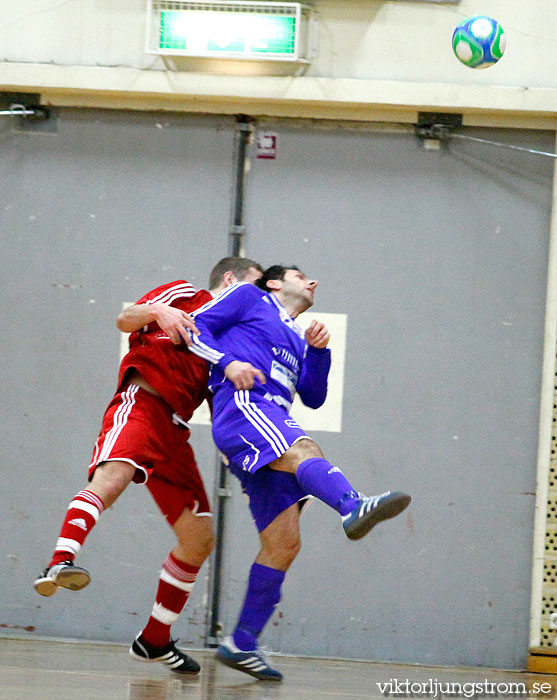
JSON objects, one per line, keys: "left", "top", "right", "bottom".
{"left": 452, "top": 16, "right": 506, "bottom": 69}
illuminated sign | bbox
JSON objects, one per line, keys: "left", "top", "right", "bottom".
{"left": 146, "top": 1, "right": 314, "bottom": 62}
{"left": 160, "top": 10, "right": 296, "bottom": 57}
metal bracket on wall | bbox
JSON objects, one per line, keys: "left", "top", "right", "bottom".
{"left": 236, "top": 119, "right": 255, "bottom": 138}
{"left": 414, "top": 112, "right": 463, "bottom": 150}
{"left": 0, "top": 92, "right": 57, "bottom": 133}
{"left": 229, "top": 225, "right": 246, "bottom": 237}
{"left": 415, "top": 111, "right": 557, "bottom": 159}
{"left": 215, "top": 487, "right": 233, "bottom": 498}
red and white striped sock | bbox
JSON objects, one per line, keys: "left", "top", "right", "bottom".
{"left": 49, "top": 490, "right": 105, "bottom": 567}
{"left": 141, "top": 552, "right": 200, "bottom": 648}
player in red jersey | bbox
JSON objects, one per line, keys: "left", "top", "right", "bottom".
{"left": 34, "top": 257, "right": 262, "bottom": 674}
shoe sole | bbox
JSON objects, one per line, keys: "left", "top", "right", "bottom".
{"left": 345, "top": 493, "right": 411, "bottom": 541}
{"left": 216, "top": 650, "right": 283, "bottom": 682}
{"left": 34, "top": 569, "right": 90, "bottom": 597}
{"left": 34, "top": 579, "right": 58, "bottom": 597}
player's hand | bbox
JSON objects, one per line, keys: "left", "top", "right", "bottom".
{"left": 225, "top": 361, "right": 266, "bottom": 390}
{"left": 305, "top": 320, "right": 330, "bottom": 349}
{"left": 152, "top": 303, "right": 200, "bottom": 345}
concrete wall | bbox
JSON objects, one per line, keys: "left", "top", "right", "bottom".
{"left": 0, "top": 1, "right": 550, "bottom": 87}
{"left": 0, "top": 108, "right": 552, "bottom": 670}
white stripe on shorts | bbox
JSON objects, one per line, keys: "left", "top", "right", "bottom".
{"left": 98, "top": 385, "right": 139, "bottom": 463}
{"left": 234, "top": 391, "right": 289, "bottom": 459}
{"left": 241, "top": 391, "right": 290, "bottom": 452}
{"left": 234, "top": 391, "right": 282, "bottom": 458}
{"left": 89, "top": 436, "right": 101, "bottom": 470}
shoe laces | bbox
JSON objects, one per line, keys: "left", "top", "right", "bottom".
{"left": 253, "top": 644, "right": 274, "bottom": 663}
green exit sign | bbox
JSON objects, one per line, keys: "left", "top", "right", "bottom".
{"left": 160, "top": 9, "right": 297, "bottom": 58}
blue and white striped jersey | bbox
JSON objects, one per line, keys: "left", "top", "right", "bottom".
{"left": 189, "top": 282, "right": 331, "bottom": 411}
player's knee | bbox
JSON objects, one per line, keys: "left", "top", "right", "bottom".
{"left": 174, "top": 529, "right": 214, "bottom": 565}
{"left": 199, "top": 527, "right": 216, "bottom": 559}
{"left": 279, "top": 539, "right": 301, "bottom": 568}
{"left": 272, "top": 439, "right": 323, "bottom": 474}
{"left": 284, "top": 533, "right": 301, "bottom": 561}
{"left": 264, "top": 531, "right": 301, "bottom": 568}
{"left": 292, "top": 439, "right": 323, "bottom": 461}
{"left": 195, "top": 518, "right": 216, "bottom": 559}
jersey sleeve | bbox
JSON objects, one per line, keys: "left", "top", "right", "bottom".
{"left": 188, "top": 283, "right": 257, "bottom": 368}
{"left": 296, "top": 346, "right": 331, "bottom": 409}
{"left": 136, "top": 280, "right": 197, "bottom": 306}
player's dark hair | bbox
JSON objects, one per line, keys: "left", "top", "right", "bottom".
{"left": 208, "top": 257, "right": 263, "bottom": 290}
{"left": 255, "top": 265, "right": 301, "bottom": 292}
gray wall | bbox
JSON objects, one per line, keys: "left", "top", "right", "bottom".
{"left": 0, "top": 110, "right": 552, "bottom": 669}
{"left": 1, "top": 109, "right": 234, "bottom": 647}
{"left": 221, "top": 124, "right": 553, "bottom": 669}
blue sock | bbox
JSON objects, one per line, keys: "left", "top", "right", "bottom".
{"left": 233, "top": 563, "right": 285, "bottom": 651}
{"left": 296, "top": 458, "right": 359, "bottom": 515}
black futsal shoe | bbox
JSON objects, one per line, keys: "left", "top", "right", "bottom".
{"left": 342, "top": 491, "right": 411, "bottom": 540}
{"left": 129, "top": 634, "right": 201, "bottom": 674}
{"left": 34, "top": 561, "right": 91, "bottom": 597}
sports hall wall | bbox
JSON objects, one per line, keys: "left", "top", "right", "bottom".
{"left": 1, "top": 0, "right": 556, "bottom": 672}
{"left": 0, "top": 1, "right": 553, "bottom": 88}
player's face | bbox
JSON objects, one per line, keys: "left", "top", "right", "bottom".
{"left": 282, "top": 269, "right": 318, "bottom": 309}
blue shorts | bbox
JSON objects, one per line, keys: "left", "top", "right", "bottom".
{"left": 212, "top": 389, "right": 313, "bottom": 531}
{"left": 212, "top": 389, "right": 310, "bottom": 473}
{"left": 229, "top": 464, "right": 312, "bottom": 532}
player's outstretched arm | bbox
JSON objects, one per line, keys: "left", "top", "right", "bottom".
{"left": 116, "top": 303, "right": 198, "bottom": 345}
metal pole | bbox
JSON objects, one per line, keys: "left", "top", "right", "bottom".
{"left": 206, "top": 115, "right": 254, "bottom": 647}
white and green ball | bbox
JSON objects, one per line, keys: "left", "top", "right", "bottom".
{"left": 452, "top": 16, "right": 506, "bottom": 69}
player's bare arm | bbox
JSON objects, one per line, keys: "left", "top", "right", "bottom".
{"left": 305, "top": 320, "right": 330, "bottom": 349}
{"left": 225, "top": 360, "right": 266, "bottom": 390}
{"left": 117, "top": 303, "right": 199, "bottom": 345}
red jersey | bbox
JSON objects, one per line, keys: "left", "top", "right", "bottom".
{"left": 118, "top": 280, "right": 213, "bottom": 419}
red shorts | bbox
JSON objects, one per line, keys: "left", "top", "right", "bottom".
{"left": 89, "top": 384, "right": 211, "bottom": 525}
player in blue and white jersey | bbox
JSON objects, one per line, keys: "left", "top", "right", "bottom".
{"left": 189, "top": 265, "right": 411, "bottom": 681}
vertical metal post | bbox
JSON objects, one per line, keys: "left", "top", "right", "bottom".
{"left": 529, "top": 131, "right": 557, "bottom": 652}
{"left": 206, "top": 115, "right": 254, "bottom": 647}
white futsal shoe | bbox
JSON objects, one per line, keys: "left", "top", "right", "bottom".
{"left": 33, "top": 561, "right": 91, "bottom": 596}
